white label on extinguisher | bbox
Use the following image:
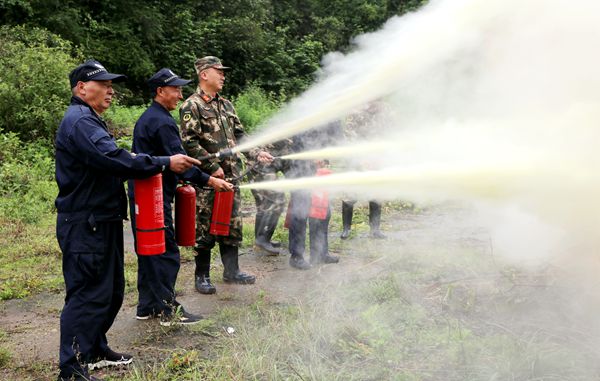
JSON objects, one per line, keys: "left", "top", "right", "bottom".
{"left": 135, "top": 204, "right": 139, "bottom": 216}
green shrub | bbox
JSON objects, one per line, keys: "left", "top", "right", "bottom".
{"left": 232, "top": 84, "right": 282, "bottom": 134}
{"left": 0, "top": 346, "right": 11, "bottom": 369}
{"left": 0, "top": 25, "right": 81, "bottom": 143}
{"left": 0, "top": 131, "right": 56, "bottom": 223}
{"left": 104, "top": 103, "right": 147, "bottom": 138}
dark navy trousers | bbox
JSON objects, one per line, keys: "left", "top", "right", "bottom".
{"left": 288, "top": 190, "right": 331, "bottom": 260}
{"left": 129, "top": 197, "right": 180, "bottom": 316}
{"left": 57, "top": 217, "right": 124, "bottom": 379}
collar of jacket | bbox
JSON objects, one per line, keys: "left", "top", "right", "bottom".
{"left": 71, "top": 96, "right": 101, "bottom": 116}
{"left": 151, "top": 100, "right": 173, "bottom": 116}
{"left": 196, "top": 88, "right": 220, "bottom": 103}
{"left": 70, "top": 96, "right": 108, "bottom": 129}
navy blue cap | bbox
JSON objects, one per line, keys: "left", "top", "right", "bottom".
{"left": 147, "top": 68, "right": 192, "bottom": 91}
{"left": 69, "top": 60, "right": 126, "bottom": 88}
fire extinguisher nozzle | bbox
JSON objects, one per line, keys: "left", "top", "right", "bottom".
{"left": 215, "top": 148, "right": 234, "bottom": 159}
{"left": 195, "top": 148, "right": 234, "bottom": 163}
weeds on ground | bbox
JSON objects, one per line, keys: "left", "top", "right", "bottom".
{"left": 0, "top": 216, "right": 62, "bottom": 300}
{"left": 0, "top": 329, "right": 10, "bottom": 369}
{"left": 123, "top": 205, "right": 600, "bottom": 381}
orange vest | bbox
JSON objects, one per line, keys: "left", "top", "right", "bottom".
{"left": 309, "top": 168, "right": 332, "bottom": 220}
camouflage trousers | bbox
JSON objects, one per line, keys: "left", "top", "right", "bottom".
{"left": 250, "top": 173, "right": 286, "bottom": 216}
{"left": 195, "top": 187, "right": 242, "bottom": 249}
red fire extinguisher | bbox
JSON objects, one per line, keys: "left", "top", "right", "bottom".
{"left": 210, "top": 190, "right": 235, "bottom": 236}
{"left": 284, "top": 166, "right": 332, "bottom": 227}
{"left": 309, "top": 167, "right": 333, "bottom": 220}
{"left": 175, "top": 183, "right": 196, "bottom": 246}
{"left": 283, "top": 199, "right": 292, "bottom": 229}
{"left": 134, "top": 173, "right": 166, "bottom": 255}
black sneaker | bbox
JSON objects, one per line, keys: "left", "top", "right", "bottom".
{"left": 58, "top": 375, "right": 104, "bottom": 381}
{"left": 160, "top": 309, "right": 203, "bottom": 327}
{"left": 87, "top": 348, "right": 133, "bottom": 370}
{"left": 135, "top": 311, "right": 159, "bottom": 320}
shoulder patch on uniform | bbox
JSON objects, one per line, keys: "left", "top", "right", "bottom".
{"left": 182, "top": 113, "right": 192, "bottom": 122}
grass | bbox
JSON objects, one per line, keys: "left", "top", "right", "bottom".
{"left": 2, "top": 200, "right": 599, "bottom": 380}
{"left": 0, "top": 329, "right": 10, "bottom": 369}
{"left": 0, "top": 216, "right": 63, "bottom": 300}
{"left": 114, "top": 203, "right": 599, "bottom": 381}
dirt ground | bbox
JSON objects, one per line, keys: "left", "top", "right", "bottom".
{"left": 1, "top": 205, "right": 411, "bottom": 380}
{"left": 2, "top": 203, "right": 600, "bottom": 380}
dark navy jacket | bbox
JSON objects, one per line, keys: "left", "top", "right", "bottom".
{"left": 55, "top": 96, "right": 170, "bottom": 221}
{"left": 131, "top": 101, "right": 209, "bottom": 204}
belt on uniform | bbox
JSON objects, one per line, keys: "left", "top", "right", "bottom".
{"left": 57, "top": 211, "right": 123, "bottom": 224}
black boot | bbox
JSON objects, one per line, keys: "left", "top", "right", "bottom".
{"left": 340, "top": 202, "right": 354, "bottom": 239}
{"left": 289, "top": 254, "right": 311, "bottom": 270}
{"left": 255, "top": 210, "right": 280, "bottom": 247}
{"left": 254, "top": 211, "right": 280, "bottom": 255}
{"left": 264, "top": 210, "right": 282, "bottom": 248}
{"left": 194, "top": 249, "right": 216, "bottom": 294}
{"left": 369, "top": 201, "right": 386, "bottom": 239}
{"left": 220, "top": 244, "right": 256, "bottom": 284}
{"left": 254, "top": 211, "right": 264, "bottom": 240}
{"left": 311, "top": 253, "right": 340, "bottom": 264}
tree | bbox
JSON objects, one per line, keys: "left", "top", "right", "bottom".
{"left": 0, "top": 25, "right": 81, "bottom": 143}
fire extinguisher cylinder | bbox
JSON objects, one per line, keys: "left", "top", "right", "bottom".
{"left": 134, "top": 173, "right": 166, "bottom": 255}
{"left": 175, "top": 184, "right": 196, "bottom": 246}
{"left": 210, "top": 190, "right": 235, "bottom": 236}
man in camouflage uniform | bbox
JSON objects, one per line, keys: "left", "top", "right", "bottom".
{"left": 340, "top": 102, "right": 388, "bottom": 240}
{"left": 180, "top": 56, "right": 272, "bottom": 294}
{"left": 247, "top": 138, "right": 293, "bottom": 255}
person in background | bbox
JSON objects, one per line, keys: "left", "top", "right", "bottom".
{"left": 55, "top": 60, "right": 200, "bottom": 381}
{"left": 180, "top": 56, "right": 273, "bottom": 294}
{"left": 340, "top": 102, "right": 388, "bottom": 240}
{"left": 128, "top": 68, "right": 233, "bottom": 326}
{"left": 247, "top": 138, "right": 293, "bottom": 256}
{"left": 285, "top": 124, "right": 341, "bottom": 270}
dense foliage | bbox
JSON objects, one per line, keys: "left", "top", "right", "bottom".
{"left": 0, "top": 131, "right": 56, "bottom": 223}
{"left": 0, "top": 26, "right": 81, "bottom": 143}
{"left": 0, "top": 0, "right": 428, "bottom": 226}
{"left": 0, "top": 0, "right": 427, "bottom": 104}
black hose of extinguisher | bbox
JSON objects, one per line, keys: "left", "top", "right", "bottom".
{"left": 201, "top": 185, "right": 240, "bottom": 191}
{"left": 227, "top": 162, "right": 260, "bottom": 183}
{"left": 198, "top": 162, "right": 258, "bottom": 190}
{"left": 194, "top": 147, "right": 260, "bottom": 184}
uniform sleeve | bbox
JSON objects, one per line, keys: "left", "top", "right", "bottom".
{"left": 179, "top": 100, "right": 221, "bottom": 175}
{"left": 70, "top": 116, "right": 170, "bottom": 179}
{"left": 156, "top": 122, "right": 186, "bottom": 156}
{"left": 154, "top": 121, "right": 209, "bottom": 186}
{"left": 178, "top": 166, "right": 210, "bottom": 186}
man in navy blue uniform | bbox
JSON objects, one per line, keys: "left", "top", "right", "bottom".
{"left": 129, "top": 68, "right": 233, "bottom": 326}
{"left": 55, "top": 60, "right": 201, "bottom": 381}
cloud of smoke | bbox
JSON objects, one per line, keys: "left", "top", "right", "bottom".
{"left": 241, "top": 0, "right": 600, "bottom": 264}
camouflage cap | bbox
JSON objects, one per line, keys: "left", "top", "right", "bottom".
{"left": 194, "top": 56, "right": 231, "bottom": 74}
